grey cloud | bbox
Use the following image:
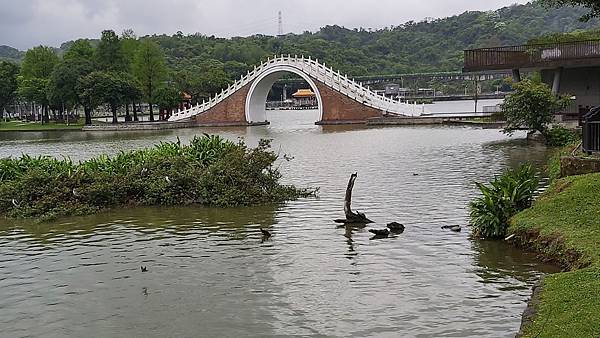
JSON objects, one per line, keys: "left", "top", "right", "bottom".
{"left": 0, "top": 0, "right": 528, "bottom": 49}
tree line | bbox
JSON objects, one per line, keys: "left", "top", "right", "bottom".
{"left": 0, "top": 30, "right": 189, "bottom": 125}
{"left": 0, "top": 0, "right": 598, "bottom": 125}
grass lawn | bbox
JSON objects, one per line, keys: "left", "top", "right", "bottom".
{"left": 0, "top": 120, "right": 84, "bottom": 131}
{"left": 510, "top": 173, "right": 600, "bottom": 337}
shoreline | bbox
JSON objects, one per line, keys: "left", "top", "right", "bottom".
{"left": 507, "top": 171, "right": 600, "bottom": 337}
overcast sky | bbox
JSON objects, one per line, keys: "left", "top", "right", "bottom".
{"left": 1, "top": 0, "right": 529, "bottom": 50}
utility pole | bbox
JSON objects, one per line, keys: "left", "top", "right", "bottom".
{"left": 278, "top": 11, "right": 283, "bottom": 36}
{"left": 474, "top": 76, "right": 480, "bottom": 114}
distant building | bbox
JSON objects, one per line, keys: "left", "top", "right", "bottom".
{"left": 384, "top": 84, "right": 411, "bottom": 98}
{"left": 463, "top": 39, "right": 600, "bottom": 122}
{"left": 417, "top": 88, "right": 435, "bottom": 97}
{"left": 292, "top": 89, "right": 317, "bottom": 107}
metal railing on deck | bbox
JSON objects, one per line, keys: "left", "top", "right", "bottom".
{"left": 464, "top": 39, "right": 600, "bottom": 72}
{"left": 583, "top": 121, "right": 600, "bottom": 154}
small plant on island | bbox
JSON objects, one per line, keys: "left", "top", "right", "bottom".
{"left": 469, "top": 164, "right": 539, "bottom": 239}
{"left": 501, "top": 79, "right": 572, "bottom": 145}
{"left": 0, "top": 134, "right": 316, "bottom": 221}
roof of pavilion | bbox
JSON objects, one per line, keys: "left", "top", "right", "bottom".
{"left": 292, "top": 89, "right": 316, "bottom": 98}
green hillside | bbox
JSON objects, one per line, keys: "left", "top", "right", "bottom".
{"left": 0, "top": 45, "right": 24, "bottom": 62}
{"left": 145, "top": 1, "right": 598, "bottom": 76}
{"left": 2, "top": 1, "right": 598, "bottom": 77}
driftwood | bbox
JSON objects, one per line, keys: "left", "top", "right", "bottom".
{"left": 334, "top": 173, "right": 374, "bottom": 224}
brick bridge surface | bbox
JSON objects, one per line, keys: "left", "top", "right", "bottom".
{"left": 194, "top": 76, "right": 384, "bottom": 125}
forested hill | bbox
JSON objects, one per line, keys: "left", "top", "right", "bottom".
{"left": 0, "top": 46, "right": 24, "bottom": 62}
{"left": 2, "top": 1, "right": 598, "bottom": 76}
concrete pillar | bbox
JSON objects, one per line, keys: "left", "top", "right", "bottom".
{"left": 512, "top": 69, "right": 521, "bottom": 83}
{"left": 552, "top": 67, "right": 563, "bottom": 94}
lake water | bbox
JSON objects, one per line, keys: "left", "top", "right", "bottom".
{"left": 0, "top": 110, "right": 558, "bottom": 338}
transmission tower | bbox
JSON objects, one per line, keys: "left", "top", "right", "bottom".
{"left": 278, "top": 11, "right": 283, "bottom": 36}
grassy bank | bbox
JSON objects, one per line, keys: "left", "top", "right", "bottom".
{"left": 0, "top": 135, "right": 315, "bottom": 221}
{"left": 510, "top": 173, "right": 600, "bottom": 337}
{"left": 0, "top": 120, "right": 84, "bottom": 131}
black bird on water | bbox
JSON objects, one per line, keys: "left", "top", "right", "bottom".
{"left": 369, "top": 229, "right": 390, "bottom": 238}
{"left": 141, "top": 266, "right": 148, "bottom": 272}
{"left": 442, "top": 225, "right": 462, "bottom": 232}
{"left": 387, "top": 222, "right": 405, "bottom": 233}
{"left": 260, "top": 228, "right": 272, "bottom": 239}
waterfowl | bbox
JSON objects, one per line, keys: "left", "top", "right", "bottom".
{"left": 165, "top": 176, "right": 172, "bottom": 184}
{"left": 387, "top": 222, "right": 405, "bottom": 233}
{"left": 442, "top": 225, "right": 462, "bottom": 232}
{"left": 11, "top": 199, "right": 20, "bottom": 208}
{"left": 260, "top": 228, "right": 272, "bottom": 238}
{"left": 369, "top": 229, "right": 390, "bottom": 238}
{"left": 141, "top": 266, "right": 148, "bottom": 272}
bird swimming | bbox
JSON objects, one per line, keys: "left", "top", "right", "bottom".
{"left": 260, "top": 228, "right": 272, "bottom": 238}
{"left": 369, "top": 229, "right": 390, "bottom": 238}
{"left": 141, "top": 266, "right": 148, "bottom": 272}
{"left": 387, "top": 222, "right": 405, "bottom": 233}
{"left": 442, "top": 225, "right": 462, "bottom": 232}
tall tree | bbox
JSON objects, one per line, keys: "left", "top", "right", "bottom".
{"left": 47, "top": 58, "right": 94, "bottom": 124}
{"left": 95, "top": 30, "right": 127, "bottom": 72}
{"left": 155, "top": 85, "right": 182, "bottom": 119}
{"left": 542, "top": 0, "right": 600, "bottom": 21}
{"left": 120, "top": 29, "right": 140, "bottom": 70}
{"left": 501, "top": 79, "right": 571, "bottom": 137}
{"left": 0, "top": 61, "right": 19, "bottom": 121}
{"left": 173, "top": 60, "right": 230, "bottom": 103}
{"left": 18, "top": 46, "right": 59, "bottom": 123}
{"left": 48, "top": 40, "right": 96, "bottom": 124}
{"left": 20, "top": 46, "right": 59, "bottom": 79}
{"left": 63, "top": 39, "right": 95, "bottom": 62}
{"left": 77, "top": 71, "right": 136, "bottom": 124}
{"left": 120, "top": 72, "right": 142, "bottom": 122}
{"left": 133, "top": 40, "right": 167, "bottom": 122}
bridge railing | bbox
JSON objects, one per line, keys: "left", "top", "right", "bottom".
{"left": 170, "top": 55, "right": 423, "bottom": 121}
{"left": 464, "top": 39, "right": 600, "bottom": 72}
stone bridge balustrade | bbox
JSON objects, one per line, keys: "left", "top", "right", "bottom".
{"left": 168, "top": 55, "right": 426, "bottom": 125}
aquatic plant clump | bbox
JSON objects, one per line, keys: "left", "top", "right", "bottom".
{"left": 469, "top": 164, "right": 539, "bottom": 239}
{"left": 0, "top": 135, "right": 316, "bottom": 220}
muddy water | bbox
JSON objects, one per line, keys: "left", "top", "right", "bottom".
{"left": 0, "top": 110, "right": 558, "bottom": 337}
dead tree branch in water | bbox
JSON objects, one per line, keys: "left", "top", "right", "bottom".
{"left": 334, "top": 173, "right": 374, "bottom": 224}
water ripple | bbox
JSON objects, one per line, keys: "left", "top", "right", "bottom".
{"left": 0, "top": 119, "right": 560, "bottom": 338}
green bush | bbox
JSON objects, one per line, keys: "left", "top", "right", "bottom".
{"left": 0, "top": 135, "right": 315, "bottom": 221}
{"left": 544, "top": 126, "right": 580, "bottom": 147}
{"left": 469, "top": 164, "right": 539, "bottom": 239}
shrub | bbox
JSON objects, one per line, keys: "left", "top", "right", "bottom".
{"left": 544, "top": 126, "right": 580, "bottom": 147}
{"left": 501, "top": 79, "right": 571, "bottom": 136}
{"left": 470, "top": 164, "right": 539, "bottom": 239}
{"left": 0, "top": 135, "right": 316, "bottom": 221}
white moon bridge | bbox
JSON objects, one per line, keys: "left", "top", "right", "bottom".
{"left": 169, "top": 55, "right": 425, "bottom": 125}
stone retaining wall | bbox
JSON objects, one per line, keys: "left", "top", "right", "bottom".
{"left": 560, "top": 155, "right": 600, "bottom": 177}
{"left": 83, "top": 122, "right": 197, "bottom": 131}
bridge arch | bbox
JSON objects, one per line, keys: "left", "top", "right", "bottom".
{"left": 245, "top": 65, "right": 323, "bottom": 123}
{"left": 169, "top": 56, "right": 424, "bottom": 125}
